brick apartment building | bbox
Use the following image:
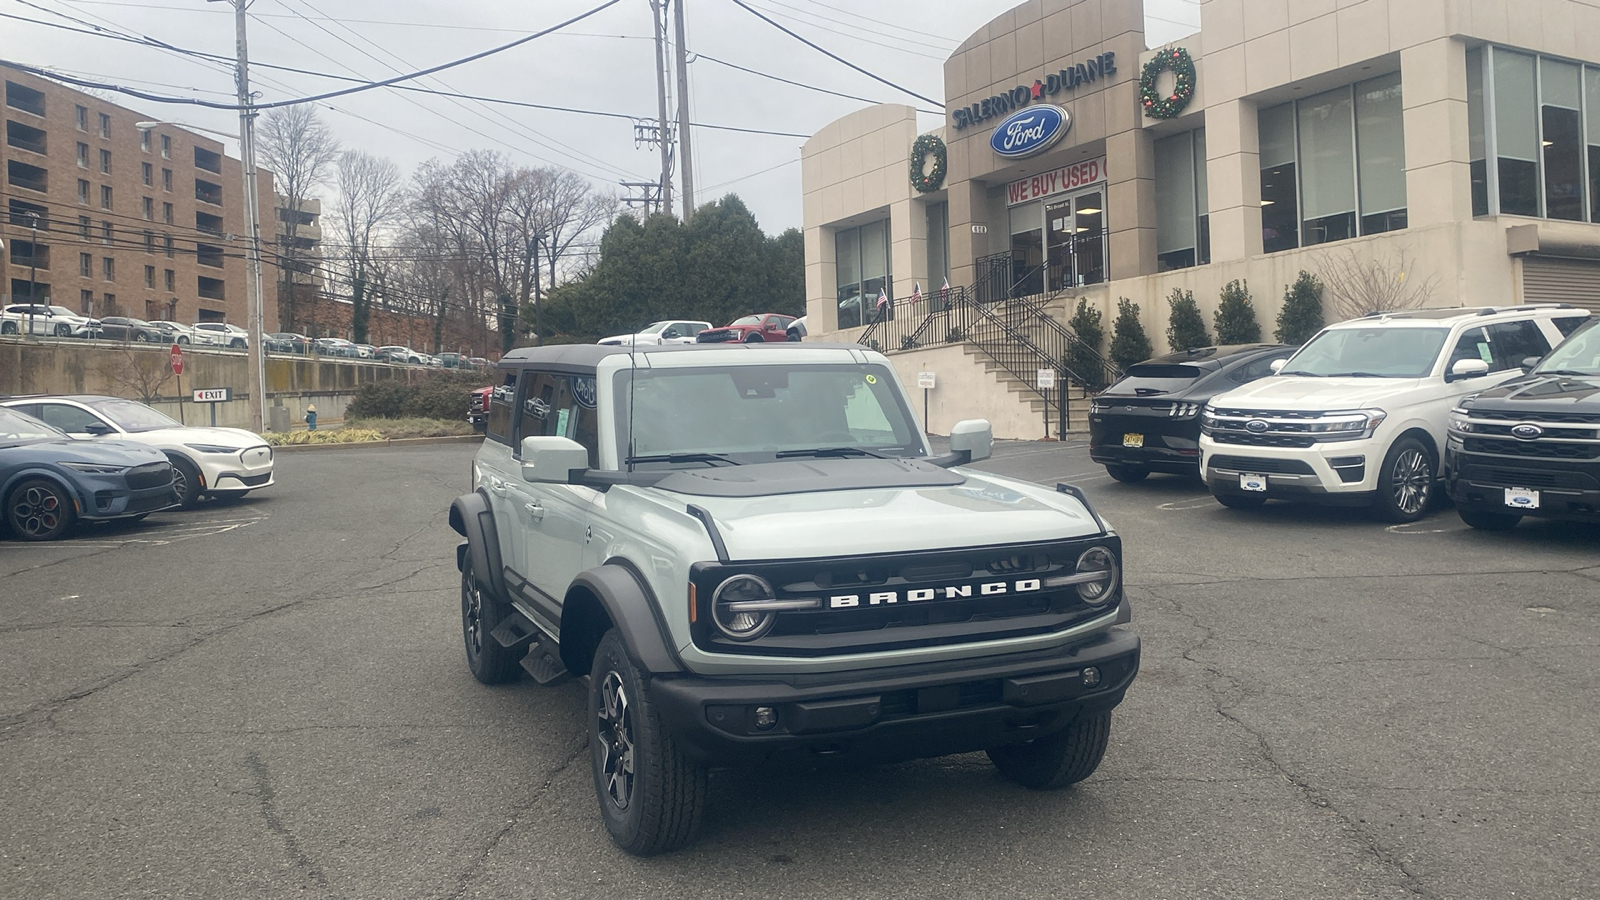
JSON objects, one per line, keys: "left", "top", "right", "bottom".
{"left": 2, "top": 68, "right": 277, "bottom": 329}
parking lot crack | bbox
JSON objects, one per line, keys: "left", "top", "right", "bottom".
{"left": 244, "top": 751, "right": 327, "bottom": 888}
{"left": 446, "top": 740, "right": 587, "bottom": 900}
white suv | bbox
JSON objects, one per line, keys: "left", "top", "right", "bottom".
{"left": 1199, "top": 305, "right": 1590, "bottom": 522}
{"left": 1, "top": 304, "right": 99, "bottom": 337}
{"left": 189, "top": 322, "right": 249, "bottom": 348}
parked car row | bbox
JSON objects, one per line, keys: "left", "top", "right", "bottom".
{"left": 596, "top": 315, "right": 808, "bottom": 348}
{"left": 1090, "top": 304, "right": 1596, "bottom": 532}
{"left": 0, "top": 395, "right": 275, "bottom": 541}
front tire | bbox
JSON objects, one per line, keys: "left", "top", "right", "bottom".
{"left": 988, "top": 710, "right": 1112, "bottom": 789}
{"left": 743, "top": 333, "right": 764, "bottom": 343}
{"left": 168, "top": 455, "right": 203, "bottom": 509}
{"left": 54, "top": 323, "right": 71, "bottom": 337}
{"left": 0, "top": 322, "right": 17, "bottom": 334}
{"left": 461, "top": 555, "right": 520, "bottom": 685}
{"left": 6, "top": 478, "right": 76, "bottom": 541}
{"left": 1373, "top": 437, "right": 1435, "bottom": 524}
{"left": 589, "top": 629, "right": 706, "bottom": 855}
{"left": 229, "top": 339, "right": 246, "bottom": 349}
{"left": 176, "top": 336, "right": 189, "bottom": 345}
{"left": 1458, "top": 507, "right": 1521, "bottom": 531}
{"left": 1105, "top": 464, "right": 1149, "bottom": 483}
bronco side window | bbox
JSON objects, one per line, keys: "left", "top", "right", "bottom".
{"left": 485, "top": 369, "right": 517, "bottom": 445}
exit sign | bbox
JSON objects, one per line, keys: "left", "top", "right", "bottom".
{"left": 192, "top": 388, "right": 232, "bottom": 403}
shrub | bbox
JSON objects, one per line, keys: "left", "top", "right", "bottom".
{"left": 405, "top": 378, "right": 476, "bottom": 421}
{"left": 1214, "top": 279, "right": 1262, "bottom": 344}
{"left": 345, "top": 372, "right": 487, "bottom": 422}
{"left": 262, "top": 428, "right": 385, "bottom": 446}
{"left": 1065, "top": 297, "right": 1107, "bottom": 389}
{"left": 1276, "top": 271, "right": 1326, "bottom": 345}
{"left": 1108, "top": 298, "right": 1153, "bottom": 370}
{"left": 1165, "top": 287, "right": 1211, "bottom": 352}
{"left": 345, "top": 380, "right": 410, "bottom": 420}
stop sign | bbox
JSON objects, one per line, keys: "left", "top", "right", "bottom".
{"left": 170, "top": 344, "right": 184, "bottom": 375}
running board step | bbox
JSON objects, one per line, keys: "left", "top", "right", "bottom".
{"left": 520, "top": 635, "right": 571, "bottom": 686}
{"left": 489, "top": 608, "right": 540, "bottom": 651}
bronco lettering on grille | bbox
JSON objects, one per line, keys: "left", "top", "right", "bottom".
{"left": 829, "top": 579, "right": 1042, "bottom": 609}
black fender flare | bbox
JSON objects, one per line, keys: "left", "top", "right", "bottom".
{"left": 562, "top": 564, "right": 682, "bottom": 676}
{"left": 448, "top": 490, "right": 506, "bottom": 602}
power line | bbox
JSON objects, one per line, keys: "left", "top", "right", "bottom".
{"left": 740, "top": 0, "right": 952, "bottom": 57}
{"left": 696, "top": 156, "right": 797, "bottom": 195}
{"left": 725, "top": 0, "right": 943, "bottom": 108}
{"left": 690, "top": 52, "right": 942, "bottom": 115}
{"left": 789, "top": 0, "right": 959, "bottom": 44}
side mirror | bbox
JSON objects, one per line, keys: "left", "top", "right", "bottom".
{"left": 1448, "top": 358, "right": 1491, "bottom": 381}
{"left": 520, "top": 436, "right": 590, "bottom": 483}
{"left": 948, "top": 418, "right": 994, "bottom": 464}
{"left": 1521, "top": 356, "right": 1542, "bottom": 371}
{"left": 83, "top": 422, "right": 116, "bottom": 436}
{"left": 1269, "top": 358, "right": 1287, "bottom": 374}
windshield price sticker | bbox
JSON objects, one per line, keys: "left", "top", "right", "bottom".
{"left": 917, "top": 372, "right": 936, "bottom": 389}
{"left": 192, "top": 388, "right": 231, "bottom": 403}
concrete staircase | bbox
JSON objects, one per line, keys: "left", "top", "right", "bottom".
{"left": 961, "top": 343, "right": 1094, "bottom": 433}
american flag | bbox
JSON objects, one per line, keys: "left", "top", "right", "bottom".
{"left": 910, "top": 282, "right": 922, "bottom": 307}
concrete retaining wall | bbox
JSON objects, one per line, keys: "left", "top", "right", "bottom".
{"left": 0, "top": 337, "right": 456, "bottom": 430}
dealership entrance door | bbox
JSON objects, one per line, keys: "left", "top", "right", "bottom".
{"left": 1045, "top": 189, "right": 1106, "bottom": 291}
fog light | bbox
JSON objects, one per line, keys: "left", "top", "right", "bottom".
{"left": 1082, "top": 666, "right": 1101, "bottom": 687}
{"left": 753, "top": 706, "right": 778, "bottom": 730}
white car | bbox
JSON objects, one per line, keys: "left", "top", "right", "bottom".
{"left": 189, "top": 322, "right": 250, "bottom": 349}
{"left": 147, "top": 321, "right": 196, "bottom": 344}
{"left": 597, "top": 320, "right": 712, "bottom": 346}
{"left": 1, "top": 304, "right": 99, "bottom": 338}
{"left": 1199, "top": 305, "right": 1590, "bottom": 522}
{"left": 0, "top": 395, "right": 275, "bottom": 508}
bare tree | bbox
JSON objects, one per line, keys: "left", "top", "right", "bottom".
{"left": 95, "top": 346, "right": 175, "bottom": 404}
{"left": 1321, "top": 246, "right": 1442, "bottom": 321}
{"left": 536, "top": 169, "right": 617, "bottom": 338}
{"left": 331, "top": 151, "right": 405, "bottom": 344}
{"left": 258, "top": 106, "right": 340, "bottom": 332}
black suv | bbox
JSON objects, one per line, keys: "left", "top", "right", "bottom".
{"left": 1089, "top": 344, "right": 1295, "bottom": 481}
{"left": 1446, "top": 315, "right": 1599, "bottom": 529}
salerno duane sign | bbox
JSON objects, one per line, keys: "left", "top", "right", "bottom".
{"left": 951, "top": 52, "right": 1118, "bottom": 131}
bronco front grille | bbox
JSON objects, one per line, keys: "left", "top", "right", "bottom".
{"left": 689, "top": 536, "right": 1121, "bottom": 657}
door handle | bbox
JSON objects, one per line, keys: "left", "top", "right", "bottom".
{"left": 489, "top": 477, "right": 506, "bottom": 496}
{"left": 524, "top": 501, "right": 545, "bottom": 521}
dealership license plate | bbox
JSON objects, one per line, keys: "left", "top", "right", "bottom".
{"left": 1122, "top": 433, "right": 1144, "bottom": 448}
{"left": 1239, "top": 473, "right": 1268, "bottom": 492}
{"left": 1504, "top": 488, "right": 1541, "bottom": 510}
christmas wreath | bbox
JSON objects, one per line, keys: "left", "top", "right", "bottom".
{"left": 909, "top": 133, "right": 946, "bottom": 193}
{"left": 1140, "top": 47, "right": 1196, "bottom": 119}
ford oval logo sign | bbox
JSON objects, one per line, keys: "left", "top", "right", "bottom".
{"left": 1245, "top": 419, "right": 1270, "bottom": 434}
{"left": 990, "top": 105, "right": 1071, "bottom": 159}
{"left": 1511, "top": 423, "right": 1544, "bottom": 440}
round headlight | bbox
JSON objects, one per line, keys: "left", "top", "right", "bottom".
{"left": 712, "top": 574, "right": 778, "bottom": 641}
{"left": 1074, "top": 546, "right": 1120, "bottom": 605}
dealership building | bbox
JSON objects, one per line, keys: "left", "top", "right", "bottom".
{"left": 802, "top": 0, "right": 1600, "bottom": 435}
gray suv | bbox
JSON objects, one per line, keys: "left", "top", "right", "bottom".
{"left": 449, "top": 343, "right": 1140, "bottom": 854}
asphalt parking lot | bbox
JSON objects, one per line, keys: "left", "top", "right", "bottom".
{"left": 2, "top": 441, "right": 1597, "bottom": 900}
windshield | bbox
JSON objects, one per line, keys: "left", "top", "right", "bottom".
{"left": 49, "top": 306, "right": 76, "bottom": 317}
{"left": 1283, "top": 327, "right": 1450, "bottom": 378}
{"left": 0, "top": 407, "right": 64, "bottom": 446}
{"left": 616, "top": 363, "right": 923, "bottom": 464}
{"left": 728, "top": 315, "right": 763, "bottom": 326}
{"left": 1535, "top": 319, "right": 1600, "bottom": 376}
{"left": 639, "top": 322, "right": 670, "bottom": 334}
{"left": 88, "top": 398, "right": 181, "bottom": 432}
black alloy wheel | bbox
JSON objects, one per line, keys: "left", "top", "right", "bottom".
{"left": 6, "top": 478, "right": 76, "bottom": 541}
{"left": 1373, "top": 437, "right": 1435, "bottom": 524}
{"left": 460, "top": 555, "right": 519, "bottom": 684}
{"left": 133, "top": 332, "right": 149, "bottom": 342}
{"left": 167, "top": 455, "right": 204, "bottom": 509}
{"left": 589, "top": 629, "right": 706, "bottom": 855}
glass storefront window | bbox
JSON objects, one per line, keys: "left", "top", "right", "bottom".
{"left": 925, "top": 201, "right": 949, "bottom": 308}
{"left": 1155, "top": 129, "right": 1209, "bottom": 270}
{"left": 1588, "top": 67, "right": 1600, "bottom": 224}
{"left": 1356, "top": 72, "right": 1408, "bottom": 234}
{"left": 1298, "top": 87, "right": 1358, "bottom": 246}
{"left": 1009, "top": 203, "right": 1044, "bottom": 296}
{"left": 833, "top": 220, "right": 889, "bottom": 329}
{"left": 1259, "top": 103, "right": 1301, "bottom": 252}
{"left": 1494, "top": 49, "right": 1540, "bottom": 216}
{"left": 1467, "top": 47, "right": 1489, "bottom": 216}
{"left": 1541, "top": 58, "right": 1583, "bottom": 221}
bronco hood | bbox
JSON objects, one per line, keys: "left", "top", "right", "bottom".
{"left": 652, "top": 459, "right": 1104, "bottom": 559}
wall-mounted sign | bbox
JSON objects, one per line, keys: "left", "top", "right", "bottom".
{"left": 192, "top": 388, "right": 231, "bottom": 402}
{"left": 990, "top": 105, "right": 1071, "bottom": 159}
{"left": 951, "top": 52, "right": 1117, "bottom": 131}
{"left": 1006, "top": 157, "right": 1109, "bottom": 206}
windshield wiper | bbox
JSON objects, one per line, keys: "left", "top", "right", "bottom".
{"left": 625, "top": 452, "right": 740, "bottom": 467}
{"left": 774, "top": 446, "right": 887, "bottom": 459}
{"left": 1323, "top": 372, "right": 1389, "bottom": 378}
{"left": 1279, "top": 370, "right": 1322, "bottom": 376}
{"left": 1538, "top": 369, "right": 1599, "bottom": 378}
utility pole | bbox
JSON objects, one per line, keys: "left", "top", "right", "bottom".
{"left": 218, "top": 0, "right": 268, "bottom": 434}
{"left": 649, "top": 0, "right": 674, "bottom": 216}
{"left": 672, "top": 0, "right": 694, "bottom": 219}
{"left": 27, "top": 211, "right": 40, "bottom": 335}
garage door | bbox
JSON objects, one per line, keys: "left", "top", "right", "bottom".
{"left": 1521, "top": 257, "right": 1600, "bottom": 312}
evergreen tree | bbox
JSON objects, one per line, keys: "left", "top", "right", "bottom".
{"left": 1165, "top": 287, "right": 1211, "bottom": 352}
{"left": 1275, "top": 271, "right": 1326, "bottom": 345}
{"left": 1109, "top": 298, "right": 1153, "bottom": 370}
{"left": 1064, "top": 297, "right": 1107, "bottom": 389}
{"left": 1213, "top": 279, "right": 1262, "bottom": 344}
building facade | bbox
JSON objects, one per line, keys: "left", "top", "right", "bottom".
{"left": 2, "top": 68, "right": 277, "bottom": 328}
{"left": 803, "top": 0, "right": 1600, "bottom": 359}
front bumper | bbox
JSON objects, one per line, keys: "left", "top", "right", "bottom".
{"left": 651, "top": 628, "right": 1139, "bottom": 766}
{"left": 1200, "top": 434, "right": 1379, "bottom": 503}
{"left": 1446, "top": 444, "right": 1600, "bottom": 522}
{"left": 197, "top": 446, "right": 275, "bottom": 494}
{"left": 78, "top": 472, "right": 179, "bottom": 521}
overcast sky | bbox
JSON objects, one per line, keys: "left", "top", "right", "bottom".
{"left": 4, "top": 0, "right": 1201, "bottom": 233}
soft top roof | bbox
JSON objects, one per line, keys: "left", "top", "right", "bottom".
{"left": 498, "top": 342, "right": 870, "bottom": 370}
